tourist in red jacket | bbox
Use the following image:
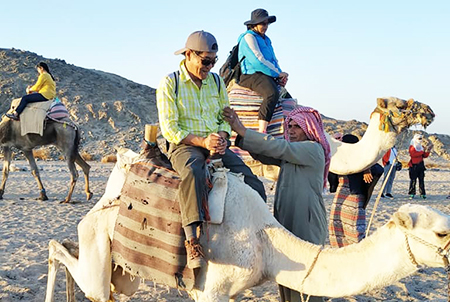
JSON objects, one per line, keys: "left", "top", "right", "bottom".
{"left": 408, "top": 134, "right": 432, "bottom": 199}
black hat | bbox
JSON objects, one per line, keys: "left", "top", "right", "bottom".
{"left": 244, "top": 9, "right": 276, "bottom": 26}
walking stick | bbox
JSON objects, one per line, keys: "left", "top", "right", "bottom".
{"left": 366, "top": 157, "right": 398, "bottom": 237}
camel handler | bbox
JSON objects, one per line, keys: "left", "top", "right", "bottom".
{"left": 224, "top": 105, "right": 330, "bottom": 302}
{"left": 156, "top": 30, "right": 266, "bottom": 269}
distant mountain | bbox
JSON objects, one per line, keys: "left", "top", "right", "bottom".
{"left": 1, "top": 48, "right": 449, "bottom": 164}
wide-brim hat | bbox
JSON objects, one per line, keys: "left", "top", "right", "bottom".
{"left": 174, "top": 30, "right": 218, "bottom": 55}
{"left": 244, "top": 8, "right": 276, "bottom": 26}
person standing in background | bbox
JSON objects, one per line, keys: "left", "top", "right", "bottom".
{"left": 408, "top": 134, "right": 432, "bottom": 199}
{"left": 328, "top": 134, "right": 383, "bottom": 247}
{"left": 381, "top": 146, "right": 398, "bottom": 199}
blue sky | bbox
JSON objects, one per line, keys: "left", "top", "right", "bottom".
{"left": 1, "top": 0, "right": 449, "bottom": 135}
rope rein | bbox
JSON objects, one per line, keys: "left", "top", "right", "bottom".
{"left": 300, "top": 246, "right": 323, "bottom": 302}
{"left": 403, "top": 231, "right": 450, "bottom": 301}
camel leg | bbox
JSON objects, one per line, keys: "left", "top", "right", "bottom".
{"left": 61, "top": 155, "right": 78, "bottom": 203}
{"left": 23, "top": 150, "right": 48, "bottom": 200}
{"left": 0, "top": 147, "right": 12, "bottom": 199}
{"left": 65, "top": 267, "right": 76, "bottom": 302}
{"left": 46, "top": 225, "right": 112, "bottom": 301}
{"left": 75, "top": 152, "right": 93, "bottom": 201}
{"left": 46, "top": 240, "right": 62, "bottom": 302}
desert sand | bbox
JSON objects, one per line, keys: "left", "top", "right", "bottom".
{"left": 0, "top": 159, "right": 449, "bottom": 302}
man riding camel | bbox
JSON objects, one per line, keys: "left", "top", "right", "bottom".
{"left": 156, "top": 30, "right": 266, "bottom": 269}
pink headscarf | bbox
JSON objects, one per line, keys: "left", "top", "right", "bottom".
{"left": 284, "top": 106, "right": 331, "bottom": 188}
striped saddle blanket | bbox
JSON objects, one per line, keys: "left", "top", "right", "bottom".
{"left": 111, "top": 158, "right": 195, "bottom": 290}
{"left": 228, "top": 84, "right": 297, "bottom": 161}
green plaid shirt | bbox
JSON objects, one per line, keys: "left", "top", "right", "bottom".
{"left": 157, "top": 60, "right": 231, "bottom": 144}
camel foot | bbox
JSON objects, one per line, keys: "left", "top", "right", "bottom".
{"left": 59, "top": 199, "right": 71, "bottom": 204}
{"left": 86, "top": 191, "right": 93, "bottom": 200}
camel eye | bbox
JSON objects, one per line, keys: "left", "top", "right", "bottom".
{"left": 435, "top": 232, "right": 448, "bottom": 238}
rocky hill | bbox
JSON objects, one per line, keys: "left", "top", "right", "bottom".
{"left": 1, "top": 48, "right": 449, "bottom": 165}
{"left": 0, "top": 48, "right": 157, "bottom": 159}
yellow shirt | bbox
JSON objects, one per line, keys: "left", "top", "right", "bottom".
{"left": 30, "top": 73, "right": 56, "bottom": 100}
{"left": 157, "top": 60, "right": 231, "bottom": 144}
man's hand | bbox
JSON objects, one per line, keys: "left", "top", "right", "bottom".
{"left": 204, "top": 133, "right": 227, "bottom": 155}
{"left": 223, "top": 107, "right": 246, "bottom": 137}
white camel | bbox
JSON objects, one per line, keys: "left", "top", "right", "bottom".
{"left": 327, "top": 97, "right": 433, "bottom": 174}
{"left": 251, "top": 96, "right": 434, "bottom": 180}
{"left": 45, "top": 97, "right": 439, "bottom": 302}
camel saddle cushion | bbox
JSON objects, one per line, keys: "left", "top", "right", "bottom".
{"left": 228, "top": 84, "right": 296, "bottom": 161}
{"left": 10, "top": 98, "right": 53, "bottom": 136}
{"left": 111, "top": 158, "right": 195, "bottom": 290}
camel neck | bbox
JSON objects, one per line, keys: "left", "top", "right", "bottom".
{"left": 327, "top": 112, "right": 397, "bottom": 175}
{"left": 263, "top": 224, "right": 417, "bottom": 298}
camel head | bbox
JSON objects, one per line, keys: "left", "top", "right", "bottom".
{"left": 389, "top": 204, "right": 450, "bottom": 268}
{"left": 375, "top": 97, "right": 435, "bottom": 133}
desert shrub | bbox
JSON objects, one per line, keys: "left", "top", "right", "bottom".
{"left": 81, "top": 151, "right": 95, "bottom": 161}
{"left": 33, "top": 148, "right": 50, "bottom": 160}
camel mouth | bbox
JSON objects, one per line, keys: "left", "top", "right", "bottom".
{"left": 404, "top": 100, "right": 435, "bottom": 129}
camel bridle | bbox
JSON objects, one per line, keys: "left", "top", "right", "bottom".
{"left": 403, "top": 230, "right": 450, "bottom": 302}
{"left": 372, "top": 107, "right": 407, "bottom": 133}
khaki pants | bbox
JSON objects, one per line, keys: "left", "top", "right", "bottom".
{"left": 169, "top": 143, "right": 266, "bottom": 227}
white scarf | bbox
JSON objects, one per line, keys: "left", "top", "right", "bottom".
{"left": 410, "top": 134, "right": 423, "bottom": 152}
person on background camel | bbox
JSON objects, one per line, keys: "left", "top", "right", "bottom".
{"left": 156, "top": 30, "right": 266, "bottom": 269}
{"left": 6, "top": 62, "right": 56, "bottom": 121}
{"left": 237, "top": 8, "right": 290, "bottom": 133}
{"left": 224, "top": 105, "right": 329, "bottom": 302}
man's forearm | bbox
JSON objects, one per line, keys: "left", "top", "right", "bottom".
{"left": 180, "top": 134, "right": 206, "bottom": 148}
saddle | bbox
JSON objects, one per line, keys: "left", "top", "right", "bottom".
{"left": 9, "top": 98, "right": 70, "bottom": 136}
{"left": 111, "top": 145, "right": 229, "bottom": 290}
{"left": 9, "top": 98, "right": 52, "bottom": 136}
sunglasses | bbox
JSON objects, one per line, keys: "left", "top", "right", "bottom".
{"left": 193, "top": 51, "right": 218, "bottom": 66}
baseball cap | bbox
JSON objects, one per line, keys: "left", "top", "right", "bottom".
{"left": 174, "top": 31, "right": 218, "bottom": 55}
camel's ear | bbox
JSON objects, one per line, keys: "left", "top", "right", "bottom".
{"left": 377, "top": 98, "right": 387, "bottom": 109}
{"left": 392, "top": 211, "right": 414, "bottom": 230}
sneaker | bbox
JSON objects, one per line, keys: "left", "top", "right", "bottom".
{"left": 381, "top": 194, "right": 385, "bottom": 198}
{"left": 5, "top": 113, "right": 19, "bottom": 120}
{"left": 420, "top": 195, "right": 427, "bottom": 199}
{"left": 386, "top": 193, "right": 394, "bottom": 199}
{"left": 184, "top": 238, "right": 205, "bottom": 269}
{"left": 409, "top": 195, "right": 415, "bottom": 199}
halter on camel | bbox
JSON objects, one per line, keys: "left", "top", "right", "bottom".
{"left": 402, "top": 229, "right": 450, "bottom": 302}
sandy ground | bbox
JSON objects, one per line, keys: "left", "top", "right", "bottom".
{"left": 1, "top": 160, "right": 450, "bottom": 302}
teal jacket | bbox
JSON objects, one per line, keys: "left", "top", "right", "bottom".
{"left": 238, "top": 30, "right": 282, "bottom": 78}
